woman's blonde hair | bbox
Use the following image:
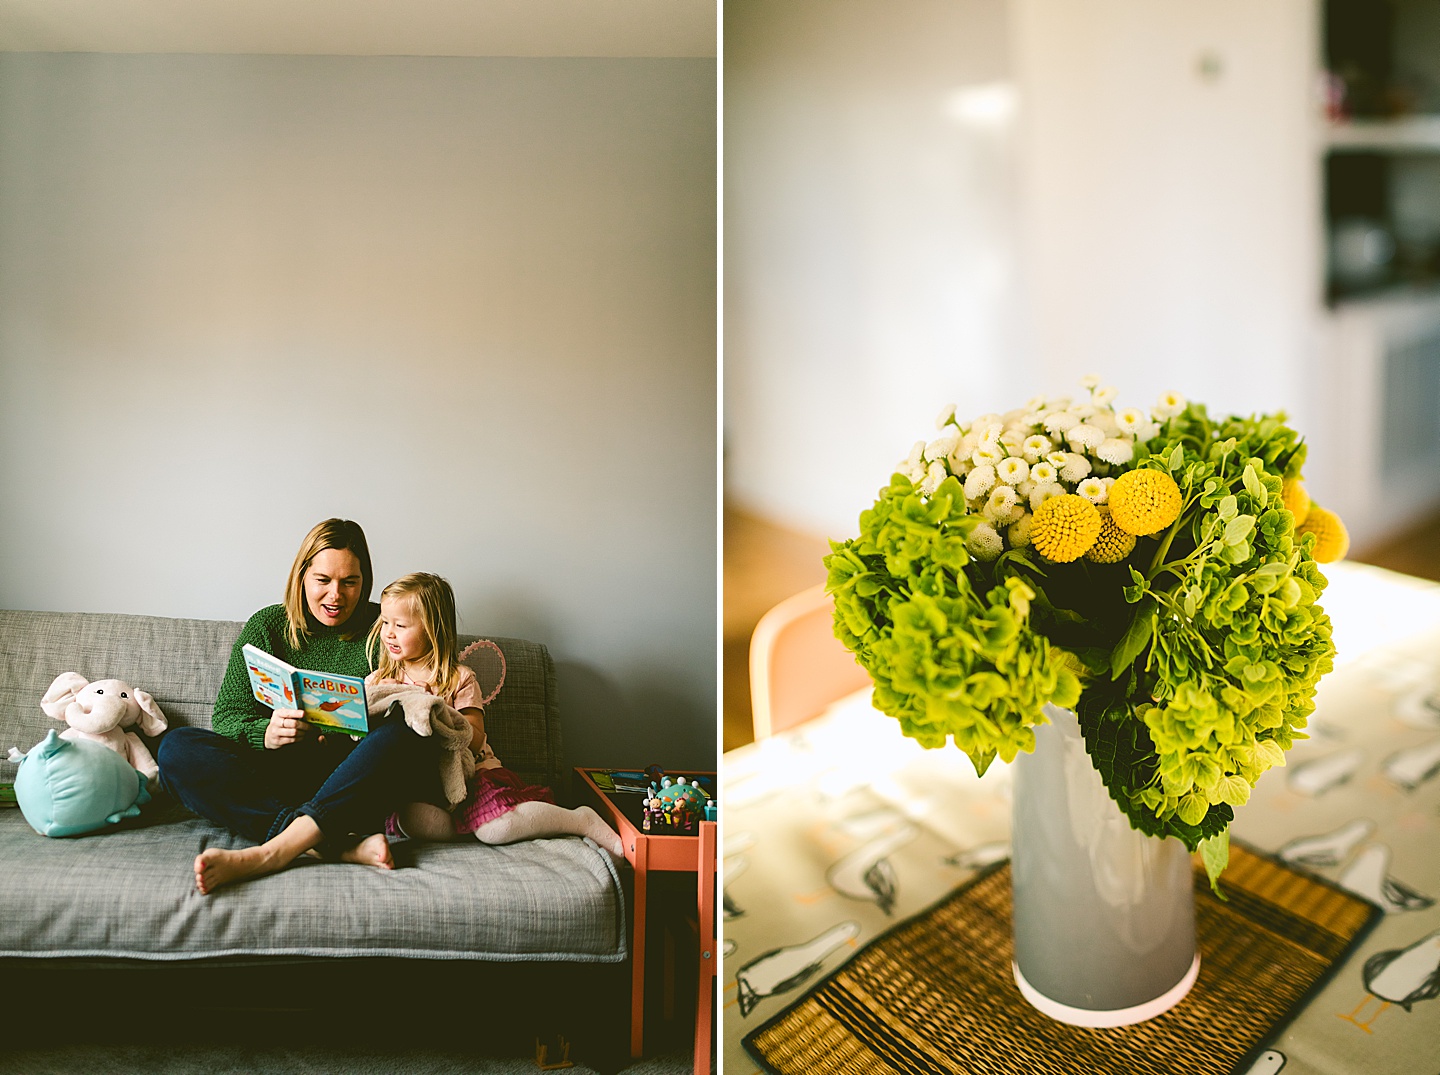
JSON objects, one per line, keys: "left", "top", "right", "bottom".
{"left": 282, "top": 518, "right": 374, "bottom": 650}
{"left": 367, "top": 572, "right": 463, "bottom": 701}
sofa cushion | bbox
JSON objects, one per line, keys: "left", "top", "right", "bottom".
{"left": 0, "top": 811, "right": 625, "bottom": 963}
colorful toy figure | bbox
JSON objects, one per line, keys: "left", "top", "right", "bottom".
{"left": 641, "top": 775, "right": 712, "bottom": 832}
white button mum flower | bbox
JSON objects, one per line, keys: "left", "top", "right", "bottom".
{"left": 1134, "top": 419, "right": 1160, "bottom": 441}
{"left": 1103, "top": 476, "right": 1116, "bottom": 491}
{"left": 1076, "top": 477, "right": 1108, "bottom": 503}
{"left": 1015, "top": 479, "right": 1035, "bottom": 497}
{"left": 1080, "top": 374, "right": 1102, "bottom": 390}
{"left": 1007, "top": 513, "right": 1033, "bottom": 548}
{"left": 1046, "top": 395, "right": 1073, "bottom": 410}
{"left": 919, "top": 460, "right": 947, "bottom": 495}
{"left": 1029, "top": 461, "right": 1058, "bottom": 484}
{"left": 1091, "top": 385, "right": 1119, "bottom": 405}
{"left": 1022, "top": 435, "right": 1053, "bottom": 463}
{"left": 966, "top": 522, "right": 1003, "bottom": 562}
{"left": 964, "top": 464, "right": 997, "bottom": 500}
{"left": 1115, "top": 408, "right": 1146, "bottom": 434}
{"left": 1025, "top": 394, "right": 1049, "bottom": 411}
{"left": 972, "top": 442, "right": 1004, "bottom": 467}
{"left": 1029, "top": 481, "right": 1065, "bottom": 511}
{"left": 946, "top": 445, "right": 972, "bottom": 475}
{"left": 996, "top": 457, "right": 1030, "bottom": 485}
{"left": 924, "top": 432, "right": 960, "bottom": 462}
{"left": 1095, "top": 437, "right": 1134, "bottom": 465}
{"left": 1090, "top": 410, "right": 1121, "bottom": 437}
{"left": 1059, "top": 453, "right": 1092, "bottom": 483}
{"left": 1066, "top": 423, "right": 1105, "bottom": 451}
{"left": 984, "top": 485, "right": 1020, "bottom": 523}
{"left": 996, "top": 428, "right": 1031, "bottom": 454}
{"left": 1153, "top": 391, "right": 1186, "bottom": 419}
{"left": 1042, "top": 410, "right": 1079, "bottom": 434}
{"left": 936, "top": 403, "right": 957, "bottom": 429}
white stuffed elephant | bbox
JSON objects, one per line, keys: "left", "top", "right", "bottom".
{"left": 39, "top": 673, "right": 168, "bottom": 782}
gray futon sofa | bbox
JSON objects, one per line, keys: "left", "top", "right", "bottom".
{"left": 0, "top": 608, "right": 629, "bottom": 1052}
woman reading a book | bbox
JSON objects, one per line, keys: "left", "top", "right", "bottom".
{"left": 156, "top": 518, "right": 443, "bottom": 894}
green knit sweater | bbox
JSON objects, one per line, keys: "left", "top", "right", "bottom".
{"left": 213, "top": 602, "right": 379, "bottom": 750}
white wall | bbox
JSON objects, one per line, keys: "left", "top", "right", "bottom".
{"left": 724, "top": 1, "right": 1345, "bottom": 549}
{"left": 1011, "top": 0, "right": 1320, "bottom": 426}
{"left": 724, "top": 0, "right": 1027, "bottom": 540}
{"left": 0, "top": 53, "right": 716, "bottom": 770}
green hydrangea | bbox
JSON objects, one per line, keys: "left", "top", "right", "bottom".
{"left": 824, "top": 399, "right": 1337, "bottom": 889}
{"left": 827, "top": 473, "right": 1080, "bottom": 776}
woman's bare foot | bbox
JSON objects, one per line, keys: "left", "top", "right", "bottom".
{"left": 338, "top": 833, "right": 394, "bottom": 870}
{"left": 194, "top": 845, "right": 291, "bottom": 895}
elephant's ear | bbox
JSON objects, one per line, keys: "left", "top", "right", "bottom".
{"left": 40, "top": 672, "right": 89, "bottom": 720}
{"left": 131, "top": 689, "right": 168, "bottom": 736}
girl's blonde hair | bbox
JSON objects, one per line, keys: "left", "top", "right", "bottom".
{"left": 367, "top": 572, "right": 463, "bottom": 701}
{"left": 283, "top": 518, "right": 374, "bottom": 650}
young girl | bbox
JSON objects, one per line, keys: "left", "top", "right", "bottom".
{"left": 366, "top": 572, "right": 625, "bottom": 857}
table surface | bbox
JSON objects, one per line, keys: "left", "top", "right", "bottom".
{"left": 578, "top": 768, "right": 716, "bottom": 841}
{"left": 719, "top": 561, "right": 1440, "bottom": 1075}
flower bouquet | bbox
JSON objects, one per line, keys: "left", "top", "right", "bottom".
{"left": 824, "top": 379, "right": 1347, "bottom": 889}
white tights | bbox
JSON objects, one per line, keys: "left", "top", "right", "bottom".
{"left": 394, "top": 800, "right": 625, "bottom": 857}
{"left": 475, "top": 801, "right": 625, "bottom": 857}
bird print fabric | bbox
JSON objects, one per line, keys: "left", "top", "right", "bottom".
{"left": 721, "top": 603, "right": 1440, "bottom": 1075}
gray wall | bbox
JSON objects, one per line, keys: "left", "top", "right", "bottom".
{"left": 0, "top": 52, "right": 717, "bottom": 770}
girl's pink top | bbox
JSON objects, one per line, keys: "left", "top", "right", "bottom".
{"left": 366, "top": 664, "right": 502, "bottom": 769}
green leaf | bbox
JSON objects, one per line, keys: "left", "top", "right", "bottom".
{"left": 1177, "top": 792, "right": 1209, "bottom": 826}
{"left": 1111, "top": 598, "right": 1157, "bottom": 679}
{"left": 1223, "top": 514, "right": 1254, "bottom": 547}
{"left": 1168, "top": 444, "right": 1185, "bottom": 472}
{"left": 1200, "top": 830, "right": 1229, "bottom": 899}
{"left": 1242, "top": 464, "right": 1268, "bottom": 507}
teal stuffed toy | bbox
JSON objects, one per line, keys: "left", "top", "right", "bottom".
{"left": 8, "top": 730, "right": 151, "bottom": 837}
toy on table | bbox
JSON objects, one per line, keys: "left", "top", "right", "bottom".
{"left": 39, "top": 672, "right": 168, "bottom": 782}
{"left": 640, "top": 769, "right": 714, "bottom": 832}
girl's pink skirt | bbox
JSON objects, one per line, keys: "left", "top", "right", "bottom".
{"left": 454, "top": 766, "right": 555, "bottom": 834}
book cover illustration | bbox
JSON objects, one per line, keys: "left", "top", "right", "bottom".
{"left": 296, "top": 669, "right": 367, "bottom": 735}
{"left": 242, "top": 644, "right": 369, "bottom": 736}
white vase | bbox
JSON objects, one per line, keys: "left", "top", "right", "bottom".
{"left": 1010, "top": 704, "right": 1200, "bottom": 1027}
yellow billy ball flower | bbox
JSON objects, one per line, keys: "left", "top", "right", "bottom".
{"left": 1297, "top": 505, "right": 1349, "bottom": 563}
{"left": 1108, "top": 469, "right": 1183, "bottom": 536}
{"left": 1281, "top": 478, "right": 1311, "bottom": 525}
{"left": 1031, "top": 494, "right": 1102, "bottom": 562}
{"left": 1085, "top": 505, "right": 1137, "bottom": 564}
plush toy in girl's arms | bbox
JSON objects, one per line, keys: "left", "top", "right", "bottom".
{"left": 39, "top": 672, "right": 168, "bottom": 781}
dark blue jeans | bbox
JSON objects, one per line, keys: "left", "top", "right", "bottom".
{"left": 156, "top": 717, "right": 440, "bottom": 850}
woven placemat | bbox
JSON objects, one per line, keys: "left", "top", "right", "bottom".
{"left": 742, "top": 842, "right": 1378, "bottom": 1075}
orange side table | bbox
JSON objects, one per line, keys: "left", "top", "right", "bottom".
{"left": 576, "top": 768, "right": 716, "bottom": 1075}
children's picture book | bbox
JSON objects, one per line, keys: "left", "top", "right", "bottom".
{"left": 242, "top": 644, "right": 369, "bottom": 736}
{"left": 608, "top": 770, "right": 652, "bottom": 794}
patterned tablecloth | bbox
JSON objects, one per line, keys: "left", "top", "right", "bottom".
{"left": 721, "top": 561, "right": 1440, "bottom": 1075}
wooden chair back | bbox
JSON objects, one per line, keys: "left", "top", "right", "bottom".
{"left": 748, "top": 585, "right": 872, "bottom": 739}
